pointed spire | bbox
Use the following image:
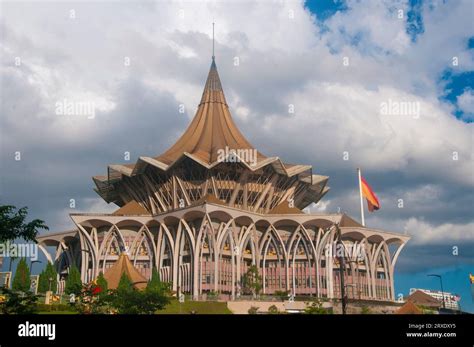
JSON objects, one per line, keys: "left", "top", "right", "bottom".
{"left": 155, "top": 57, "right": 263, "bottom": 165}
{"left": 201, "top": 58, "right": 224, "bottom": 95}
{"left": 212, "top": 22, "right": 215, "bottom": 60}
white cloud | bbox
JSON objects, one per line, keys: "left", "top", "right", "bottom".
{"left": 457, "top": 89, "right": 474, "bottom": 120}
{"left": 260, "top": 82, "right": 473, "bottom": 186}
{"left": 404, "top": 217, "right": 474, "bottom": 245}
{"left": 0, "top": 0, "right": 472, "bottom": 261}
{"left": 308, "top": 200, "right": 332, "bottom": 213}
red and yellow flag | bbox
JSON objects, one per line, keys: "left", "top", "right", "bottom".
{"left": 360, "top": 176, "right": 380, "bottom": 212}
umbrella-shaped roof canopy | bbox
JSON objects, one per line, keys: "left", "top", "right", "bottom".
{"left": 103, "top": 253, "right": 148, "bottom": 290}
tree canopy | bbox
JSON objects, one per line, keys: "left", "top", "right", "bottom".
{"left": 38, "top": 263, "right": 58, "bottom": 293}
{"left": 12, "top": 258, "right": 31, "bottom": 292}
{"left": 0, "top": 205, "right": 48, "bottom": 243}
{"left": 65, "top": 265, "right": 82, "bottom": 295}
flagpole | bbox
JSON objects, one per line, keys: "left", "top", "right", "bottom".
{"left": 358, "top": 167, "right": 365, "bottom": 226}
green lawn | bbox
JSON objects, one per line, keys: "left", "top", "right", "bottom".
{"left": 156, "top": 300, "right": 232, "bottom": 314}
{"left": 37, "top": 311, "right": 78, "bottom": 315}
{"left": 36, "top": 300, "right": 231, "bottom": 314}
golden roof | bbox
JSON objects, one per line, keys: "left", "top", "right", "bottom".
{"left": 102, "top": 253, "right": 148, "bottom": 290}
{"left": 96, "top": 58, "right": 317, "bottom": 175}
{"left": 112, "top": 200, "right": 150, "bottom": 215}
{"left": 157, "top": 59, "right": 266, "bottom": 166}
{"left": 395, "top": 301, "right": 422, "bottom": 314}
{"left": 406, "top": 290, "right": 441, "bottom": 308}
{"left": 93, "top": 57, "right": 330, "bottom": 211}
{"left": 268, "top": 201, "right": 304, "bottom": 214}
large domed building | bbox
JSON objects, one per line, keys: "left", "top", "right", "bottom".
{"left": 37, "top": 55, "right": 409, "bottom": 302}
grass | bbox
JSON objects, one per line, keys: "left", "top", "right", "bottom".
{"left": 156, "top": 300, "right": 232, "bottom": 314}
{"left": 35, "top": 300, "right": 232, "bottom": 315}
{"left": 37, "top": 311, "right": 78, "bottom": 315}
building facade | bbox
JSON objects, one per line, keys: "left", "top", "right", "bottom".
{"left": 409, "top": 288, "right": 460, "bottom": 310}
{"left": 37, "top": 56, "right": 409, "bottom": 302}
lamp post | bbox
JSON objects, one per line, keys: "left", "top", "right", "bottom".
{"left": 428, "top": 274, "right": 446, "bottom": 309}
{"left": 334, "top": 223, "right": 347, "bottom": 315}
{"left": 345, "top": 259, "right": 360, "bottom": 300}
{"left": 8, "top": 256, "right": 18, "bottom": 273}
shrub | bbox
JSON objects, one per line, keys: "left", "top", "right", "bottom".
{"left": 207, "top": 290, "right": 218, "bottom": 300}
{"left": 96, "top": 272, "right": 108, "bottom": 298}
{"left": 106, "top": 287, "right": 170, "bottom": 314}
{"left": 37, "top": 303, "right": 72, "bottom": 312}
{"left": 248, "top": 306, "right": 259, "bottom": 314}
{"left": 104, "top": 272, "right": 170, "bottom": 314}
{"left": 274, "top": 290, "right": 289, "bottom": 302}
{"left": 0, "top": 287, "right": 38, "bottom": 314}
{"left": 74, "top": 282, "right": 108, "bottom": 314}
{"left": 304, "top": 301, "right": 330, "bottom": 314}
{"left": 268, "top": 305, "right": 279, "bottom": 314}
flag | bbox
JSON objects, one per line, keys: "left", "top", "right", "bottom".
{"left": 360, "top": 176, "right": 380, "bottom": 212}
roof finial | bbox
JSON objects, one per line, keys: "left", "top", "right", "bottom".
{"left": 212, "top": 22, "right": 215, "bottom": 60}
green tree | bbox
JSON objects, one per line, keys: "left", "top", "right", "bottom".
{"left": 38, "top": 263, "right": 57, "bottom": 293}
{"left": 96, "top": 272, "right": 108, "bottom": 294}
{"left": 146, "top": 268, "right": 162, "bottom": 292}
{"left": 65, "top": 265, "right": 82, "bottom": 295}
{"left": 12, "top": 258, "right": 30, "bottom": 292}
{"left": 117, "top": 273, "right": 133, "bottom": 293}
{"left": 0, "top": 205, "right": 48, "bottom": 243}
{"left": 242, "top": 265, "right": 262, "bottom": 297}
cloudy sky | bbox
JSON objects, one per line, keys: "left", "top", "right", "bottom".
{"left": 1, "top": 0, "right": 473, "bottom": 310}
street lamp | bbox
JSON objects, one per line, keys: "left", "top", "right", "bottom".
{"left": 345, "top": 259, "right": 361, "bottom": 300}
{"left": 334, "top": 223, "right": 347, "bottom": 315}
{"left": 8, "top": 256, "right": 18, "bottom": 272}
{"left": 427, "top": 274, "right": 446, "bottom": 309}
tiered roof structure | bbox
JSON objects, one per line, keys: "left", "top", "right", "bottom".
{"left": 93, "top": 58, "right": 329, "bottom": 215}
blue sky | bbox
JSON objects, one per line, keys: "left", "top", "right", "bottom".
{"left": 306, "top": 0, "right": 474, "bottom": 123}
{"left": 1, "top": 0, "right": 473, "bottom": 311}
{"left": 304, "top": 0, "right": 474, "bottom": 311}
